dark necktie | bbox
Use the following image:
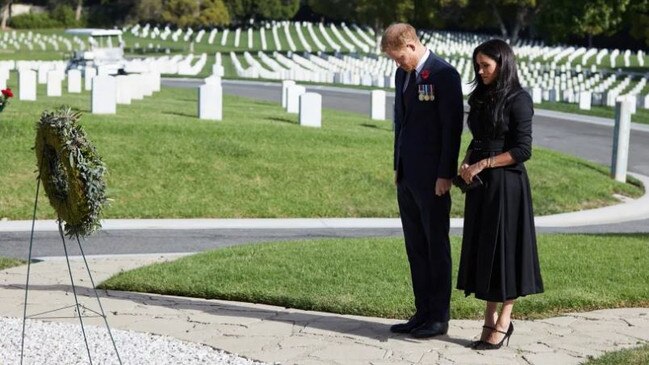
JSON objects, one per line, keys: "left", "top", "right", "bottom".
{"left": 403, "top": 71, "right": 417, "bottom": 111}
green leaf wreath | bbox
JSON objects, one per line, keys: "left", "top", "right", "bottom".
{"left": 34, "top": 107, "right": 107, "bottom": 237}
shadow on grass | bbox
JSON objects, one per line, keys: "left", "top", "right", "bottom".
{"left": 6, "top": 283, "right": 471, "bottom": 347}
{"left": 265, "top": 116, "right": 297, "bottom": 125}
{"left": 162, "top": 111, "right": 196, "bottom": 119}
{"left": 360, "top": 123, "right": 391, "bottom": 131}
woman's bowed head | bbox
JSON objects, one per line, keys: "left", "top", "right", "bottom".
{"left": 0, "top": 87, "right": 14, "bottom": 112}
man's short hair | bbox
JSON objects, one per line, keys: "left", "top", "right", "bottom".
{"left": 381, "top": 23, "right": 420, "bottom": 52}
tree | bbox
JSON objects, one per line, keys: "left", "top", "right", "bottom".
{"left": 0, "top": 0, "right": 12, "bottom": 30}
{"left": 75, "top": 0, "right": 82, "bottom": 21}
{"left": 162, "top": 0, "right": 199, "bottom": 27}
{"left": 129, "top": 0, "right": 164, "bottom": 23}
{"left": 223, "top": 0, "right": 299, "bottom": 23}
{"left": 536, "top": 0, "right": 630, "bottom": 46}
{"left": 198, "top": 0, "right": 230, "bottom": 26}
{"left": 629, "top": 0, "right": 649, "bottom": 46}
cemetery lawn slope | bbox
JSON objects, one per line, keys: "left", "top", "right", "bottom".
{"left": 582, "top": 344, "right": 649, "bottom": 365}
{"left": 99, "top": 234, "right": 649, "bottom": 320}
{"left": 0, "top": 257, "right": 25, "bottom": 270}
{"left": 0, "top": 85, "right": 642, "bottom": 219}
{"left": 538, "top": 100, "right": 649, "bottom": 125}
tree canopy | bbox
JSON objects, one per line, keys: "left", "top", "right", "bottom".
{"left": 5, "top": 0, "right": 646, "bottom": 48}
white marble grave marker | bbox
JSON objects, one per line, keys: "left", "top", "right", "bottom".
{"left": 116, "top": 75, "right": 132, "bottom": 104}
{"left": 531, "top": 87, "right": 542, "bottom": 104}
{"left": 46, "top": 70, "right": 62, "bottom": 96}
{"left": 37, "top": 64, "right": 50, "bottom": 84}
{"left": 91, "top": 76, "right": 116, "bottom": 114}
{"left": 67, "top": 69, "right": 82, "bottom": 93}
{"left": 286, "top": 85, "right": 306, "bottom": 113}
{"left": 299, "top": 92, "right": 322, "bottom": 128}
{"left": 18, "top": 69, "right": 37, "bottom": 101}
{"left": 198, "top": 83, "right": 222, "bottom": 120}
{"left": 578, "top": 91, "right": 591, "bottom": 110}
{"left": 281, "top": 80, "right": 296, "bottom": 108}
{"left": 370, "top": 90, "right": 386, "bottom": 120}
{"left": 85, "top": 67, "right": 97, "bottom": 91}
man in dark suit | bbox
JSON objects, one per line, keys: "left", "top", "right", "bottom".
{"left": 381, "top": 23, "right": 464, "bottom": 338}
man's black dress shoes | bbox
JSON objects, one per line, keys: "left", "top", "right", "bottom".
{"left": 389, "top": 315, "right": 427, "bottom": 334}
{"left": 410, "top": 320, "right": 449, "bottom": 338}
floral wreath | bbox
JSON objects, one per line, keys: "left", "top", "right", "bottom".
{"left": 34, "top": 107, "right": 108, "bottom": 237}
{"left": 0, "top": 87, "right": 14, "bottom": 112}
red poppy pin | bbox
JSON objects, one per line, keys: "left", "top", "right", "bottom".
{"left": 420, "top": 69, "right": 430, "bottom": 80}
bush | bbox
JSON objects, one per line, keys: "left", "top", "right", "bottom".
{"left": 9, "top": 13, "right": 61, "bottom": 29}
{"left": 50, "top": 5, "right": 84, "bottom": 27}
{"left": 8, "top": 5, "right": 85, "bottom": 29}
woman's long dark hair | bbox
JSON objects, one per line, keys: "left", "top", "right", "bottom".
{"left": 468, "top": 39, "right": 522, "bottom": 134}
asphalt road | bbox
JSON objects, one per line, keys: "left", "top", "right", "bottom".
{"left": 2, "top": 79, "right": 647, "bottom": 260}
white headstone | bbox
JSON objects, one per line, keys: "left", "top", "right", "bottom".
{"left": 67, "top": 69, "right": 82, "bottom": 93}
{"left": 286, "top": 85, "right": 306, "bottom": 113}
{"left": 531, "top": 87, "right": 542, "bottom": 104}
{"left": 205, "top": 75, "right": 221, "bottom": 85}
{"left": 130, "top": 74, "right": 144, "bottom": 100}
{"left": 198, "top": 83, "right": 222, "bottom": 120}
{"left": 116, "top": 75, "right": 132, "bottom": 104}
{"left": 578, "top": 91, "right": 592, "bottom": 110}
{"left": 91, "top": 76, "right": 116, "bottom": 114}
{"left": 299, "top": 92, "right": 322, "bottom": 128}
{"left": 370, "top": 90, "right": 386, "bottom": 120}
{"left": 627, "top": 95, "right": 637, "bottom": 114}
{"left": 212, "top": 64, "right": 224, "bottom": 77}
{"left": 46, "top": 70, "right": 62, "bottom": 96}
{"left": 281, "top": 80, "right": 296, "bottom": 108}
{"left": 85, "top": 67, "right": 97, "bottom": 91}
{"left": 18, "top": 69, "right": 37, "bottom": 101}
{"left": 37, "top": 64, "right": 50, "bottom": 84}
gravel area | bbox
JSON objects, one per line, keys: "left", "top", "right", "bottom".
{"left": 1, "top": 316, "right": 269, "bottom": 365}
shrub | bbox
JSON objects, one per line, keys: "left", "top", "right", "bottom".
{"left": 9, "top": 13, "right": 61, "bottom": 29}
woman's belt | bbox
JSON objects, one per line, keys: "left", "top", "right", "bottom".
{"left": 470, "top": 139, "right": 504, "bottom": 152}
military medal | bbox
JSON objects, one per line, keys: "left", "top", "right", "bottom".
{"left": 418, "top": 85, "right": 425, "bottom": 101}
{"left": 424, "top": 84, "right": 431, "bottom": 101}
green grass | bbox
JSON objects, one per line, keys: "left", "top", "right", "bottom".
{"left": 583, "top": 343, "right": 649, "bottom": 365}
{"left": 0, "top": 81, "right": 642, "bottom": 220}
{"left": 538, "top": 100, "right": 649, "bottom": 125}
{"left": 0, "top": 257, "right": 25, "bottom": 270}
{"left": 99, "top": 234, "right": 649, "bottom": 320}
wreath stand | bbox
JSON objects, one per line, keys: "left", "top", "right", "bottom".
{"left": 21, "top": 108, "right": 122, "bottom": 365}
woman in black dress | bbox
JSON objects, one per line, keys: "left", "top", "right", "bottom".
{"left": 456, "top": 39, "right": 544, "bottom": 350}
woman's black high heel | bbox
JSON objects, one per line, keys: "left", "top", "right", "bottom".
{"left": 467, "top": 325, "right": 496, "bottom": 349}
{"left": 473, "top": 322, "right": 514, "bottom": 350}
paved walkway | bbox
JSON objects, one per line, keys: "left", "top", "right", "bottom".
{"left": 1, "top": 254, "right": 648, "bottom": 365}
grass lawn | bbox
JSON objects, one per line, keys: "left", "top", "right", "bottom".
{"left": 538, "top": 100, "right": 649, "bottom": 125}
{"left": 99, "top": 234, "right": 649, "bottom": 320}
{"left": 0, "top": 257, "right": 25, "bottom": 270}
{"left": 583, "top": 343, "right": 649, "bottom": 365}
{"left": 0, "top": 83, "right": 642, "bottom": 220}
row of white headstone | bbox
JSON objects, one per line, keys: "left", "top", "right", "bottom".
{"left": 229, "top": 51, "right": 395, "bottom": 88}
{"left": 280, "top": 80, "right": 387, "bottom": 125}
{"left": 2, "top": 63, "right": 160, "bottom": 114}
{"left": 0, "top": 31, "right": 79, "bottom": 52}
{"left": 127, "top": 21, "right": 376, "bottom": 54}
{"left": 421, "top": 30, "right": 646, "bottom": 69}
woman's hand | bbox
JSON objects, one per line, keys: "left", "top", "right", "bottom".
{"left": 460, "top": 160, "right": 486, "bottom": 183}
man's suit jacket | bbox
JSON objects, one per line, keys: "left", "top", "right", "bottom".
{"left": 393, "top": 52, "right": 464, "bottom": 189}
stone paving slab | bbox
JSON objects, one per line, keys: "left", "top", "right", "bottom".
{"left": 0, "top": 254, "right": 647, "bottom": 365}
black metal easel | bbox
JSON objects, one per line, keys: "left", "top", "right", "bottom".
{"left": 20, "top": 173, "right": 122, "bottom": 365}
